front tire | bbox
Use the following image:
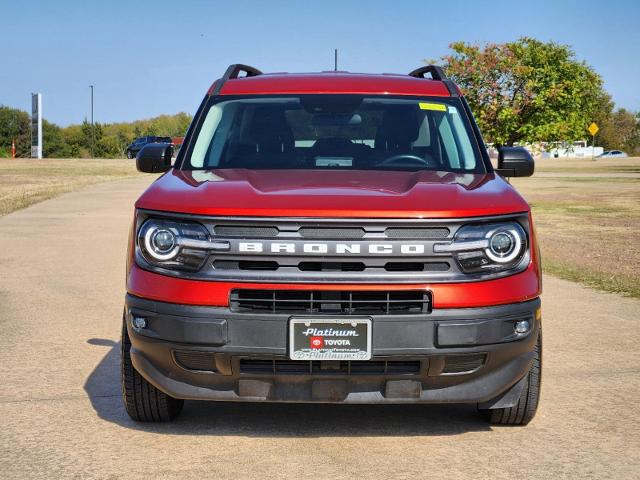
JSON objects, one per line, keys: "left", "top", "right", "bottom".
{"left": 485, "top": 333, "right": 542, "bottom": 426}
{"left": 121, "top": 316, "right": 183, "bottom": 422}
{"left": 126, "top": 150, "right": 134, "bottom": 159}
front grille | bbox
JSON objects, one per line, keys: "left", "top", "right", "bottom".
{"left": 441, "top": 354, "right": 485, "bottom": 374}
{"left": 215, "top": 260, "right": 450, "bottom": 273}
{"left": 214, "top": 260, "right": 279, "bottom": 270}
{"left": 174, "top": 351, "right": 217, "bottom": 372}
{"left": 299, "top": 227, "right": 365, "bottom": 238}
{"left": 384, "top": 262, "right": 450, "bottom": 272}
{"left": 230, "top": 289, "right": 431, "bottom": 315}
{"left": 211, "top": 224, "right": 450, "bottom": 240}
{"left": 240, "top": 359, "right": 422, "bottom": 375}
{"left": 203, "top": 218, "right": 464, "bottom": 283}
{"left": 384, "top": 227, "right": 450, "bottom": 239}
{"left": 213, "top": 225, "right": 279, "bottom": 237}
{"left": 298, "top": 261, "right": 366, "bottom": 272}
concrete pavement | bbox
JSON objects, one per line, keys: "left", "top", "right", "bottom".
{"left": 0, "top": 176, "right": 639, "bottom": 479}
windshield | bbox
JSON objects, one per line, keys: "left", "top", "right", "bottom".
{"left": 184, "top": 95, "right": 485, "bottom": 173}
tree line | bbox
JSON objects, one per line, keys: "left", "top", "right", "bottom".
{"left": 0, "top": 108, "right": 191, "bottom": 158}
{"left": 1, "top": 38, "right": 639, "bottom": 158}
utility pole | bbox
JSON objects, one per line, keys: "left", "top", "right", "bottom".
{"left": 90, "top": 85, "right": 94, "bottom": 158}
{"left": 334, "top": 49, "right": 338, "bottom": 71}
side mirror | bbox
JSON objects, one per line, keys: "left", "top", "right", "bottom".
{"left": 496, "top": 147, "right": 534, "bottom": 177}
{"left": 136, "top": 143, "right": 173, "bottom": 173}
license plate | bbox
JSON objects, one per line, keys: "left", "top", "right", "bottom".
{"left": 289, "top": 317, "right": 372, "bottom": 360}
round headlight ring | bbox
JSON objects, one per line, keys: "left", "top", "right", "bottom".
{"left": 490, "top": 231, "right": 515, "bottom": 256}
{"left": 143, "top": 226, "right": 179, "bottom": 261}
{"left": 485, "top": 227, "right": 523, "bottom": 263}
{"left": 152, "top": 229, "right": 176, "bottom": 252}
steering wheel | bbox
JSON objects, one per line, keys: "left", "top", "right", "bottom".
{"left": 378, "top": 154, "right": 435, "bottom": 168}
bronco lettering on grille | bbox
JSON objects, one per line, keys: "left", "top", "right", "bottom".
{"left": 238, "top": 242, "right": 428, "bottom": 255}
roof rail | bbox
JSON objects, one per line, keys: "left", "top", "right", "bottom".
{"left": 210, "top": 64, "right": 262, "bottom": 95}
{"left": 408, "top": 65, "right": 459, "bottom": 97}
{"left": 408, "top": 65, "right": 447, "bottom": 81}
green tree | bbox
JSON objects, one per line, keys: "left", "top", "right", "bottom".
{"left": 97, "top": 135, "right": 124, "bottom": 157}
{"left": 437, "top": 38, "right": 606, "bottom": 146}
{"left": 591, "top": 92, "right": 614, "bottom": 146}
{"left": 43, "top": 120, "right": 71, "bottom": 157}
{"left": 597, "top": 108, "right": 640, "bottom": 154}
{"left": 81, "top": 119, "right": 105, "bottom": 157}
{"left": 144, "top": 123, "right": 159, "bottom": 136}
{"left": 61, "top": 124, "right": 85, "bottom": 157}
{"left": 1, "top": 109, "right": 193, "bottom": 158}
{"left": 0, "top": 106, "right": 31, "bottom": 157}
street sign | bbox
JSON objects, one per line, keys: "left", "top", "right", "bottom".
{"left": 587, "top": 122, "right": 599, "bottom": 137}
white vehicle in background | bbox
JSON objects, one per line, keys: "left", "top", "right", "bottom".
{"left": 597, "top": 150, "right": 628, "bottom": 158}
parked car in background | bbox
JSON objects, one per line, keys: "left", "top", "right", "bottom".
{"left": 126, "top": 136, "right": 173, "bottom": 159}
{"left": 597, "top": 150, "right": 628, "bottom": 158}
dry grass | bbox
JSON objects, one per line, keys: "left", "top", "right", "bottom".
{"left": 0, "top": 158, "right": 140, "bottom": 217}
{"left": 530, "top": 156, "right": 640, "bottom": 174}
{"left": 2, "top": 156, "right": 638, "bottom": 298}
{"left": 513, "top": 157, "right": 640, "bottom": 298}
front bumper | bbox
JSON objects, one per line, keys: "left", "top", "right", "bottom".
{"left": 125, "top": 294, "right": 540, "bottom": 405}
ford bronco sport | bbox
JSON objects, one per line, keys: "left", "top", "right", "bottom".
{"left": 123, "top": 64, "right": 541, "bottom": 425}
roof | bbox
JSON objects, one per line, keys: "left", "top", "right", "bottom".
{"left": 210, "top": 72, "right": 452, "bottom": 97}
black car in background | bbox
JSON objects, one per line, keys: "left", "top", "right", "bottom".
{"left": 126, "top": 136, "right": 172, "bottom": 159}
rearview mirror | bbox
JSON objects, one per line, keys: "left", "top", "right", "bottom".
{"left": 496, "top": 147, "right": 534, "bottom": 177}
{"left": 136, "top": 143, "right": 173, "bottom": 173}
{"left": 311, "top": 113, "right": 362, "bottom": 126}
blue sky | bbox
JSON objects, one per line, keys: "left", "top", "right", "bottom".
{"left": 1, "top": 0, "right": 638, "bottom": 126}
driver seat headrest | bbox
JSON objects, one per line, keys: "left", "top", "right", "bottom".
{"left": 375, "top": 107, "right": 421, "bottom": 151}
{"left": 248, "top": 107, "right": 294, "bottom": 153}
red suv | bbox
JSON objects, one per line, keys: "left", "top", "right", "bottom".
{"left": 123, "top": 64, "right": 541, "bottom": 425}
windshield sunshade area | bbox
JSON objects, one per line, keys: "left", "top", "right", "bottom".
{"left": 186, "top": 95, "right": 485, "bottom": 173}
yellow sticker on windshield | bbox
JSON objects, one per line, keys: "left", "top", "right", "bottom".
{"left": 419, "top": 102, "right": 447, "bottom": 112}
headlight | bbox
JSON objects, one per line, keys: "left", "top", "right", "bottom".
{"left": 486, "top": 229, "right": 522, "bottom": 263}
{"left": 144, "top": 228, "right": 178, "bottom": 260}
{"left": 434, "top": 222, "right": 528, "bottom": 274}
{"left": 137, "top": 217, "right": 229, "bottom": 271}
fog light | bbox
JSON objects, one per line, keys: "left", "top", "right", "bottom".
{"left": 514, "top": 320, "right": 530, "bottom": 334}
{"left": 132, "top": 316, "right": 147, "bottom": 330}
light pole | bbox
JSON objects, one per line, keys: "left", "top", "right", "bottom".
{"left": 89, "top": 85, "right": 94, "bottom": 158}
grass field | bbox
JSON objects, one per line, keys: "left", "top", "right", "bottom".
{"left": 513, "top": 156, "right": 640, "bottom": 298}
{"left": 2, "top": 156, "right": 638, "bottom": 298}
{"left": 0, "top": 158, "right": 140, "bottom": 217}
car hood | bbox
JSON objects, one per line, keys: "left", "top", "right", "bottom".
{"left": 135, "top": 169, "right": 530, "bottom": 218}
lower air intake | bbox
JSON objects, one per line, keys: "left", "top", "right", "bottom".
{"left": 174, "top": 351, "right": 217, "bottom": 372}
{"left": 239, "top": 359, "right": 422, "bottom": 375}
{"left": 230, "top": 289, "right": 431, "bottom": 315}
{"left": 441, "top": 354, "right": 485, "bottom": 374}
